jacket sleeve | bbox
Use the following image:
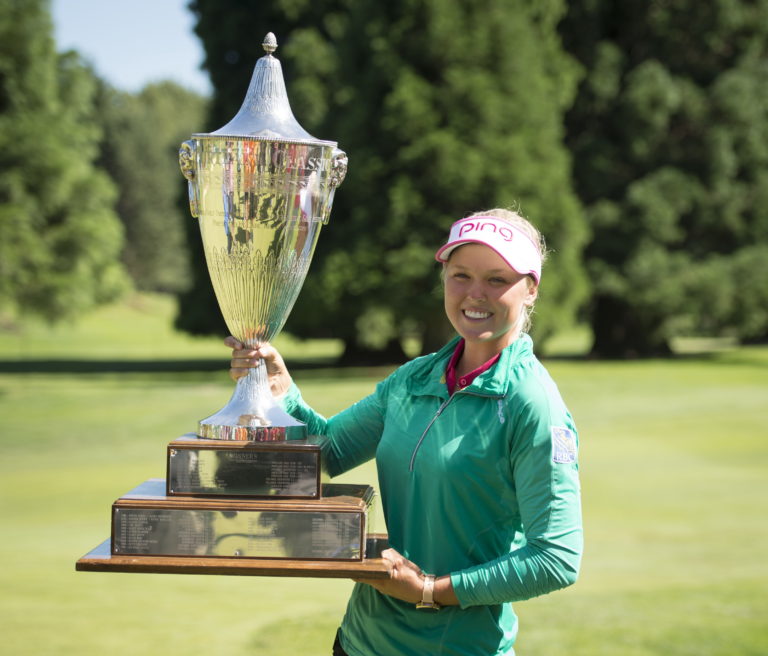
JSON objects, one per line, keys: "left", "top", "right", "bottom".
{"left": 280, "top": 377, "right": 391, "bottom": 477}
{"left": 450, "top": 381, "right": 583, "bottom": 606}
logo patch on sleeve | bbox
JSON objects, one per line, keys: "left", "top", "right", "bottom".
{"left": 551, "top": 426, "right": 577, "bottom": 464}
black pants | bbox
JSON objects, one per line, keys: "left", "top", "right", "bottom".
{"left": 332, "top": 629, "right": 349, "bottom": 656}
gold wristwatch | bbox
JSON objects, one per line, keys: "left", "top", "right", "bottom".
{"left": 415, "top": 574, "right": 441, "bottom": 610}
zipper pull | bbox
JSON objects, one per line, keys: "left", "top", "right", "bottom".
{"left": 497, "top": 399, "right": 506, "bottom": 424}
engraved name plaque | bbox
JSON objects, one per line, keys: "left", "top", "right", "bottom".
{"left": 111, "top": 479, "right": 374, "bottom": 561}
{"left": 166, "top": 434, "right": 321, "bottom": 498}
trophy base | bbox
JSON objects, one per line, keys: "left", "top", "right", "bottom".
{"left": 76, "top": 535, "right": 391, "bottom": 579}
{"left": 197, "top": 377, "right": 308, "bottom": 441}
{"left": 111, "top": 479, "right": 374, "bottom": 561}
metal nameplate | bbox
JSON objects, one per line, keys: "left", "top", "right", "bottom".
{"left": 112, "top": 507, "right": 364, "bottom": 560}
{"left": 167, "top": 436, "right": 321, "bottom": 498}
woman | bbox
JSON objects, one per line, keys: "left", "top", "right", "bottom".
{"left": 228, "top": 208, "right": 583, "bottom": 656}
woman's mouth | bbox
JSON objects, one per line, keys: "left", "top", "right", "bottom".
{"left": 463, "top": 309, "right": 491, "bottom": 320}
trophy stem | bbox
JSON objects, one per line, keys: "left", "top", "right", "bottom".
{"left": 198, "top": 362, "right": 306, "bottom": 441}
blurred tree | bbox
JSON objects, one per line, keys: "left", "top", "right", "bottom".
{"left": 96, "top": 81, "right": 207, "bottom": 292}
{"left": 182, "top": 0, "right": 589, "bottom": 360}
{"left": 0, "top": 0, "right": 128, "bottom": 322}
{"left": 561, "top": 0, "right": 768, "bottom": 356}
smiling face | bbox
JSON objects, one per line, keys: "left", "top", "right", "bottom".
{"left": 443, "top": 243, "right": 538, "bottom": 357}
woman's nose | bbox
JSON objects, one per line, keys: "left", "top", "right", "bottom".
{"left": 467, "top": 281, "right": 486, "bottom": 300}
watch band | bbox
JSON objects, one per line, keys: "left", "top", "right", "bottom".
{"left": 415, "top": 574, "right": 441, "bottom": 610}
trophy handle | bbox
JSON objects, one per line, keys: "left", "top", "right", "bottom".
{"left": 329, "top": 148, "right": 348, "bottom": 189}
{"left": 179, "top": 140, "right": 200, "bottom": 218}
{"left": 318, "top": 147, "right": 347, "bottom": 224}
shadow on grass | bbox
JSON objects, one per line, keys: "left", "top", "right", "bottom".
{"left": 0, "top": 359, "right": 225, "bottom": 374}
{"left": 5, "top": 346, "right": 761, "bottom": 376}
{"left": 0, "top": 358, "right": 401, "bottom": 377}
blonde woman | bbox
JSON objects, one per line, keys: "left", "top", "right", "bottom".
{"left": 228, "top": 209, "right": 583, "bottom": 656}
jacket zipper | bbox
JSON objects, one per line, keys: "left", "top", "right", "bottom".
{"left": 409, "top": 396, "right": 452, "bottom": 472}
{"left": 408, "top": 390, "right": 503, "bottom": 472}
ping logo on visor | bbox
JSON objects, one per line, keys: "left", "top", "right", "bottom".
{"left": 435, "top": 217, "right": 542, "bottom": 283}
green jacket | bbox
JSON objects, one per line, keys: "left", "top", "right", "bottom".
{"left": 282, "top": 335, "right": 582, "bottom": 655}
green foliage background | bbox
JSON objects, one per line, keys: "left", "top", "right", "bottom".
{"left": 0, "top": 0, "right": 128, "bottom": 321}
{"left": 3, "top": 1, "right": 768, "bottom": 359}
{"left": 96, "top": 81, "right": 207, "bottom": 293}
{"left": 0, "top": 0, "right": 207, "bottom": 324}
{"left": 561, "top": 0, "right": 768, "bottom": 356}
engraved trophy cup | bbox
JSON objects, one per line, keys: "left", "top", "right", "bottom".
{"left": 179, "top": 33, "right": 347, "bottom": 441}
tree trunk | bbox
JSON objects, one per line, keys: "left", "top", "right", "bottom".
{"left": 420, "top": 314, "right": 456, "bottom": 356}
{"left": 590, "top": 295, "right": 672, "bottom": 359}
{"left": 338, "top": 337, "right": 408, "bottom": 367}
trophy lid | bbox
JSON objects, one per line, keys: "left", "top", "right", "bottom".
{"left": 201, "top": 32, "right": 334, "bottom": 145}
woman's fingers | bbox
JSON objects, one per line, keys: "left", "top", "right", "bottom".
{"left": 353, "top": 548, "right": 424, "bottom": 603}
{"left": 380, "top": 548, "right": 422, "bottom": 577}
{"left": 226, "top": 336, "right": 258, "bottom": 381}
{"left": 223, "top": 335, "right": 244, "bottom": 350}
{"left": 224, "top": 338, "right": 292, "bottom": 395}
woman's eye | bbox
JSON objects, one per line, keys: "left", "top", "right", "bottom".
{"left": 489, "top": 277, "right": 508, "bottom": 284}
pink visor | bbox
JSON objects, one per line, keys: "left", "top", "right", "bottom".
{"left": 435, "top": 216, "right": 542, "bottom": 283}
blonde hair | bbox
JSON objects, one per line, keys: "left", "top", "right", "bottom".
{"left": 450, "top": 207, "right": 547, "bottom": 335}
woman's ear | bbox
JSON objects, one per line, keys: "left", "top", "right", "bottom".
{"left": 524, "top": 279, "right": 539, "bottom": 306}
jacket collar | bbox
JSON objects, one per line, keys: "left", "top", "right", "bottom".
{"left": 407, "top": 334, "right": 535, "bottom": 399}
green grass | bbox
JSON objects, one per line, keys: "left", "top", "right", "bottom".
{"left": 1, "top": 295, "right": 766, "bottom": 655}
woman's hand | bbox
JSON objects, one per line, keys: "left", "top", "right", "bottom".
{"left": 354, "top": 548, "right": 425, "bottom": 603}
{"left": 354, "top": 548, "right": 458, "bottom": 606}
{"left": 354, "top": 549, "right": 459, "bottom": 606}
{"left": 224, "top": 337, "right": 293, "bottom": 398}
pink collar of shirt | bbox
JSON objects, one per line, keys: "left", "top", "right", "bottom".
{"left": 445, "top": 339, "right": 501, "bottom": 395}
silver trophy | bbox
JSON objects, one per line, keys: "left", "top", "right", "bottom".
{"left": 179, "top": 33, "right": 347, "bottom": 441}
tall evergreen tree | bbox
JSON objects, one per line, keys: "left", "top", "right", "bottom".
{"left": 0, "top": 0, "right": 128, "bottom": 322}
{"left": 182, "top": 0, "right": 588, "bottom": 359}
{"left": 96, "top": 81, "right": 207, "bottom": 293}
{"left": 561, "top": 0, "right": 768, "bottom": 356}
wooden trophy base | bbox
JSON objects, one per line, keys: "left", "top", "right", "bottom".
{"left": 77, "top": 431, "right": 391, "bottom": 579}
{"left": 76, "top": 534, "right": 391, "bottom": 579}
{"left": 77, "top": 478, "right": 390, "bottom": 579}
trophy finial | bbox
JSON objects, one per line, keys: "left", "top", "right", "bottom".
{"left": 208, "top": 30, "right": 324, "bottom": 141}
{"left": 262, "top": 32, "right": 277, "bottom": 55}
